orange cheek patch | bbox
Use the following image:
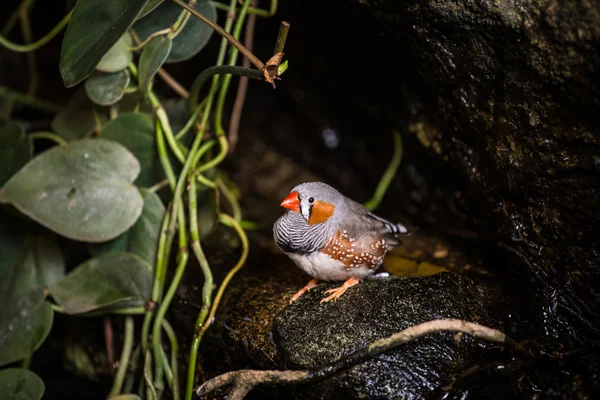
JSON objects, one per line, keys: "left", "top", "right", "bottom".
{"left": 308, "top": 201, "right": 335, "bottom": 225}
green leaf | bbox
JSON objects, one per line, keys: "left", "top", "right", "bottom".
{"left": 134, "top": 1, "right": 216, "bottom": 63}
{"left": 51, "top": 88, "right": 107, "bottom": 141}
{"left": 95, "top": 32, "right": 133, "bottom": 73}
{"left": 49, "top": 253, "right": 152, "bottom": 315}
{"left": 137, "top": 0, "right": 164, "bottom": 19}
{"left": 99, "top": 112, "right": 161, "bottom": 187}
{"left": 85, "top": 69, "right": 131, "bottom": 106}
{"left": 0, "top": 368, "right": 45, "bottom": 400}
{"left": 60, "top": 0, "right": 148, "bottom": 87}
{"left": 88, "top": 189, "right": 165, "bottom": 265}
{"left": 138, "top": 36, "right": 172, "bottom": 95}
{"left": 0, "top": 123, "right": 32, "bottom": 186}
{"left": 0, "top": 218, "right": 64, "bottom": 367}
{"left": 0, "top": 293, "right": 53, "bottom": 368}
{"left": 0, "top": 139, "right": 143, "bottom": 243}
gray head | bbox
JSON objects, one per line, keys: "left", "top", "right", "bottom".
{"left": 279, "top": 181, "right": 345, "bottom": 224}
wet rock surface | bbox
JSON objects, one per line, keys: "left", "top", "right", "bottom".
{"left": 199, "top": 245, "right": 518, "bottom": 399}
{"left": 273, "top": 272, "right": 503, "bottom": 400}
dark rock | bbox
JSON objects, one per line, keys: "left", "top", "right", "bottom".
{"left": 273, "top": 272, "right": 504, "bottom": 400}
{"left": 203, "top": 250, "right": 517, "bottom": 399}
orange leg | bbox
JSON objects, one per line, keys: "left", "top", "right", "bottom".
{"left": 290, "top": 278, "right": 321, "bottom": 304}
{"left": 320, "top": 277, "right": 362, "bottom": 303}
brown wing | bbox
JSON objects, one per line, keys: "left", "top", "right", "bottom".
{"left": 321, "top": 230, "right": 390, "bottom": 271}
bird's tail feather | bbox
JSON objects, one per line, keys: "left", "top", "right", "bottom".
{"left": 369, "top": 213, "right": 410, "bottom": 235}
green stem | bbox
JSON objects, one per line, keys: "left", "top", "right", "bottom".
{"left": 155, "top": 120, "right": 178, "bottom": 190}
{"left": 123, "top": 345, "right": 141, "bottom": 394}
{"left": 21, "top": 356, "right": 31, "bottom": 369}
{"left": 0, "top": 10, "right": 72, "bottom": 52}
{"left": 130, "top": 62, "right": 188, "bottom": 164}
{"left": 144, "top": 349, "right": 157, "bottom": 400}
{"left": 273, "top": 21, "right": 290, "bottom": 55}
{"left": 29, "top": 132, "right": 67, "bottom": 146}
{"left": 163, "top": 319, "right": 180, "bottom": 400}
{"left": 200, "top": 214, "right": 248, "bottom": 334}
{"left": 171, "top": 0, "right": 264, "bottom": 71}
{"left": 185, "top": 178, "right": 214, "bottom": 400}
{"left": 111, "top": 307, "right": 147, "bottom": 315}
{"left": 189, "top": 65, "right": 261, "bottom": 111}
{"left": 109, "top": 316, "right": 135, "bottom": 397}
{"left": 50, "top": 304, "right": 64, "bottom": 313}
{"left": 212, "top": 0, "right": 277, "bottom": 17}
{"left": 216, "top": 176, "right": 241, "bottom": 221}
{"left": 151, "top": 205, "right": 188, "bottom": 393}
{"left": 159, "top": 346, "right": 173, "bottom": 390}
{"left": 0, "top": 85, "right": 62, "bottom": 114}
{"left": 130, "top": 28, "right": 171, "bottom": 51}
{"left": 191, "top": 139, "right": 217, "bottom": 168}
{"left": 363, "top": 131, "right": 403, "bottom": 211}
{"left": 152, "top": 203, "right": 173, "bottom": 302}
{"left": 196, "top": 0, "right": 252, "bottom": 175}
{"left": 168, "top": 7, "right": 192, "bottom": 41}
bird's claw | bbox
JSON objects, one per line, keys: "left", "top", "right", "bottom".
{"left": 289, "top": 278, "right": 321, "bottom": 304}
{"left": 320, "top": 277, "right": 361, "bottom": 303}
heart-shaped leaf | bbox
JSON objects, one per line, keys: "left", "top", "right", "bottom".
{"left": 51, "top": 88, "right": 107, "bottom": 141}
{"left": 95, "top": 32, "right": 133, "bottom": 73}
{"left": 0, "top": 139, "right": 143, "bottom": 243}
{"left": 138, "top": 36, "right": 172, "bottom": 95}
{"left": 0, "top": 216, "right": 64, "bottom": 367}
{"left": 88, "top": 189, "right": 165, "bottom": 265}
{"left": 0, "top": 368, "right": 45, "bottom": 400}
{"left": 99, "top": 112, "right": 161, "bottom": 187}
{"left": 60, "top": 0, "right": 148, "bottom": 87}
{"left": 49, "top": 253, "right": 152, "bottom": 315}
{"left": 0, "top": 122, "right": 32, "bottom": 186}
{"left": 85, "top": 69, "right": 131, "bottom": 106}
{"left": 134, "top": 1, "right": 216, "bottom": 63}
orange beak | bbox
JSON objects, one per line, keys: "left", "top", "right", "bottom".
{"left": 280, "top": 191, "right": 300, "bottom": 212}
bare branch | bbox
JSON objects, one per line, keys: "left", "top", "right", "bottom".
{"left": 197, "top": 319, "right": 523, "bottom": 399}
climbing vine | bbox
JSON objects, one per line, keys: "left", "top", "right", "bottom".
{"left": 0, "top": 1, "right": 287, "bottom": 399}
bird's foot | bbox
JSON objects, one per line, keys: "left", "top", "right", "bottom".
{"left": 320, "top": 277, "right": 361, "bottom": 303}
{"left": 290, "top": 278, "right": 321, "bottom": 304}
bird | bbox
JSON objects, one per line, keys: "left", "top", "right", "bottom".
{"left": 273, "top": 181, "right": 410, "bottom": 304}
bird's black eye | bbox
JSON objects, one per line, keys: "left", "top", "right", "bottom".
{"left": 308, "top": 197, "right": 315, "bottom": 204}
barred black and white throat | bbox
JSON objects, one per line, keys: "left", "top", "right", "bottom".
{"left": 273, "top": 182, "right": 409, "bottom": 257}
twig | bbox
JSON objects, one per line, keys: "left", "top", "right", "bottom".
{"left": 228, "top": 5, "right": 256, "bottom": 154}
{"left": 104, "top": 317, "right": 115, "bottom": 372}
{"left": 197, "top": 319, "right": 521, "bottom": 399}
{"left": 363, "top": 131, "right": 403, "bottom": 211}
{"left": 170, "top": 0, "right": 264, "bottom": 71}
{"left": 157, "top": 68, "right": 190, "bottom": 99}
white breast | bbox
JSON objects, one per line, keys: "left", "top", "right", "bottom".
{"left": 286, "top": 251, "right": 375, "bottom": 282}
